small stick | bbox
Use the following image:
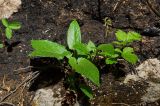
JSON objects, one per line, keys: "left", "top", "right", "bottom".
{"left": 14, "top": 66, "right": 33, "bottom": 74}
{"left": 112, "top": 103, "right": 130, "bottom": 106}
{"left": 14, "top": 66, "right": 33, "bottom": 72}
{"left": 0, "top": 71, "right": 39, "bottom": 102}
{"left": 145, "top": 0, "right": 160, "bottom": 17}
{"left": 113, "top": 0, "right": 126, "bottom": 12}
{"left": 0, "top": 102, "right": 15, "bottom": 106}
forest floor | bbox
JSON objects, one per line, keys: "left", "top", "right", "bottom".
{"left": 0, "top": 0, "right": 160, "bottom": 106}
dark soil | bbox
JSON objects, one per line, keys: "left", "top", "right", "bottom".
{"left": 0, "top": 0, "right": 160, "bottom": 105}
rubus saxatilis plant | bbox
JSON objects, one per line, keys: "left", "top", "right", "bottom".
{"left": 0, "top": 18, "right": 21, "bottom": 48}
{"left": 29, "top": 20, "right": 141, "bottom": 98}
{"left": 98, "top": 30, "right": 141, "bottom": 65}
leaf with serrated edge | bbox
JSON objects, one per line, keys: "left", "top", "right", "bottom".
{"left": 127, "top": 31, "right": 141, "bottom": 42}
{"left": 73, "top": 43, "right": 88, "bottom": 55}
{"left": 67, "top": 20, "right": 81, "bottom": 49}
{"left": 115, "top": 30, "right": 127, "bottom": 41}
{"left": 122, "top": 47, "right": 138, "bottom": 64}
{"left": 98, "top": 44, "right": 114, "bottom": 55}
{"left": 115, "top": 48, "right": 122, "bottom": 53}
{"left": 30, "top": 40, "right": 71, "bottom": 59}
{"left": 105, "top": 58, "right": 117, "bottom": 64}
{"left": 87, "top": 41, "right": 96, "bottom": 52}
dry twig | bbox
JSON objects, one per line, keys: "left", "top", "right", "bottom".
{"left": 113, "top": 0, "right": 127, "bottom": 12}
{"left": 0, "top": 71, "right": 39, "bottom": 102}
{"left": 14, "top": 66, "right": 33, "bottom": 74}
{"left": 112, "top": 102, "right": 130, "bottom": 106}
{"left": 145, "top": 0, "right": 160, "bottom": 17}
{"left": 0, "top": 102, "right": 15, "bottom": 106}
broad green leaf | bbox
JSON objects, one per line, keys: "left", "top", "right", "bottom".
{"left": 5, "top": 28, "right": 12, "bottom": 39}
{"left": 1, "top": 19, "right": 9, "bottom": 27}
{"left": 100, "top": 52, "right": 119, "bottom": 58}
{"left": 115, "top": 48, "right": 122, "bottom": 53}
{"left": 87, "top": 41, "right": 96, "bottom": 52}
{"left": 74, "top": 43, "right": 88, "bottom": 55}
{"left": 67, "top": 20, "right": 81, "bottom": 49}
{"left": 80, "top": 85, "right": 93, "bottom": 99}
{"left": 30, "top": 40, "right": 71, "bottom": 59}
{"left": 127, "top": 31, "right": 141, "bottom": 42}
{"left": 122, "top": 47, "right": 134, "bottom": 53}
{"left": 77, "top": 58, "right": 100, "bottom": 86}
{"left": 8, "top": 21, "right": 21, "bottom": 30}
{"left": 115, "top": 30, "right": 127, "bottom": 41}
{"left": 105, "top": 58, "right": 117, "bottom": 64}
{"left": 0, "top": 44, "right": 3, "bottom": 48}
{"left": 110, "top": 54, "right": 119, "bottom": 58}
{"left": 69, "top": 57, "right": 100, "bottom": 86}
{"left": 98, "top": 44, "right": 114, "bottom": 55}
{"left": 121, "top": 47, "right": 138, "bottom": 64}
{"left": 68, "top": 57, "right": 77, "bottom": 69}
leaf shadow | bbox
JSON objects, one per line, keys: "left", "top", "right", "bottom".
{"left": 29, "top": 57, "right": 65, "bottom": 91}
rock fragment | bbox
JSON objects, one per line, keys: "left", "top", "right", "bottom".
{"left": 0, "top": 0, "right": 21, "bottom": 19}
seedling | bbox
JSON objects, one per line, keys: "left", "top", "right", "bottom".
{"left": 0, "top": 18, "right": 21, "bottom": 48}
{"left": 98, "top": 30, "right": 141, "bottom": 64}
{"left": 30, "top": 20, "right": 141, "bottom": 99}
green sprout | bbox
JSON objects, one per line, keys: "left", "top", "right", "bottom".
{"left": 98, "top": 29, "right": 141, "bottom": 64}
{"left": 0, "top": 18, "right": 21, "bottom": 48}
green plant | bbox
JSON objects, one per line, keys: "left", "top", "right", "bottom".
{"left": 30, "top": 20, "right": 99, "bottom": 99}
{"left": 98, "top": 30, "right": 141, "bottom": 64}
{"left": 0, "top": 18, "right": 21, "bottom": 48}
{"left": 30, "top": 20, "right": 141, "bottom": 99}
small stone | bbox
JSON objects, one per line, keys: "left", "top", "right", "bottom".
{"left": 0, "top": 0, "right": 21, "bottom": 19}
{"left": 32, "top": 88, "right": 62, "bottom": 106}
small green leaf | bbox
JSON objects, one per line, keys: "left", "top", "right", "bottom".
{"left": 8, "top": 21, "right": 21, "bottom": 30}
{"left": 80, "top": 85, "right": 93, "bottom": 99}
{"left": 110, "top": 54, "right": 119, "bottom": 58}
{"left": 115, "top": 48, "right": 122, "bottom": 53}
{"left": 0, "top": 44, "right": 3, "bottom": 48}
{"left": 5, "top": 28, "right": 12, "bottom": 39}
{"left": 122, "top": 47, "right": 134, "bottom": 53}
{"left": 121, "top": 47, "right": 138, "bottom": 64}
{"left": 115, "top": 30, "right": 127, "bottom": 41}
{"left": 105, "top": 58, "right": 117, "bottom": 64}
{"left": 69, "top": 57, "right": 100, "bottom": 86}
{"left": 67, "top": 20, "right": 81, "bottom": 49}
{"left": 87, "top": 41, "right": 96, "bottom": 52}
{"left": 1, "top": 19, "right": 9, "bottom": 27}
{"left": 127, "top": 31, "right": 141, "bottom": 42}
{"left": 30, "top": 40, "right": 71, "bottom": 59}
{"left": 98, "top": 44, "right": 114, "bottom": 55}
{"left": 68, "top": 57, "right": 77, "bottom": 69}
{"left": 74, "top": 43, "right": 89, "bottom": 55}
